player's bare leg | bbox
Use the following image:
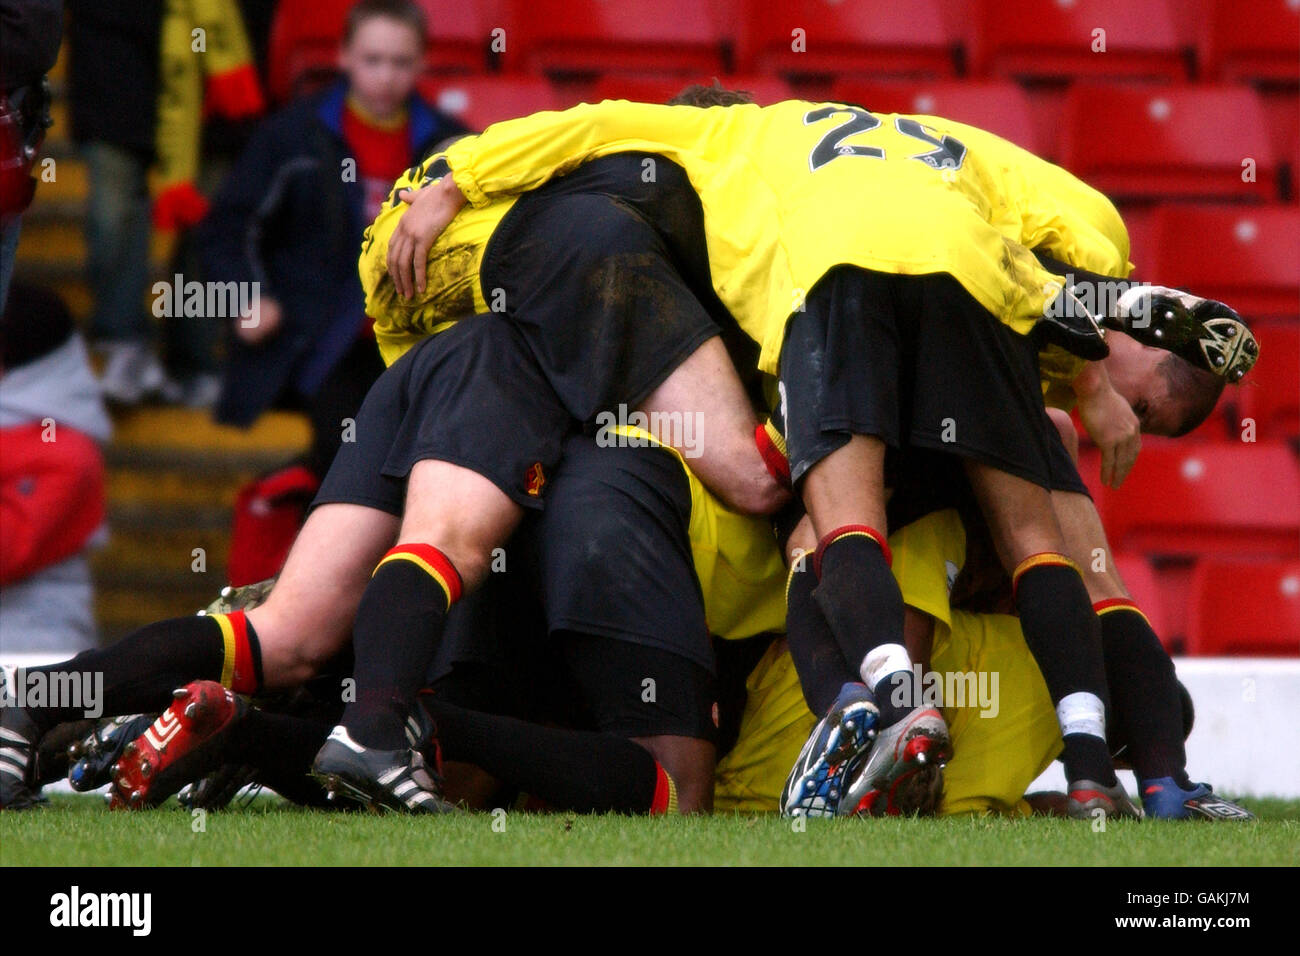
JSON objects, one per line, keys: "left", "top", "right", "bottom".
{"left": 313, "top": 459, "right": 523, "bottom": 812}
{"left": 639, "top": 336, "right": 789, "bottom": 516}
{"left": 631, "top": 735, "right": 715, "bottom": 813}
{"left": 779, "top": 437, "right": 948, "bottom": 815}
{"left": 0, "top": 501, "right": 401, "bottom": 810}
{"left": 250, "top": 503, "right": 399, "bottom": 689}
{"left": 964, "top": 461, "right": 1138, "bottom": 819}
{"left": 1050, "top": 489, "right": 1251, "bottom": 818}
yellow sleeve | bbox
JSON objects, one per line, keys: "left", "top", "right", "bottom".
{"left": 442, "top": 100, "right": 724, "bottom": 206}
{"left": 948, "top": 122, "right": 1133, "bottom": 278}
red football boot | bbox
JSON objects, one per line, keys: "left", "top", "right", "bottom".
{"left": 110, "top": 681, "right": 245, "bottom": 809}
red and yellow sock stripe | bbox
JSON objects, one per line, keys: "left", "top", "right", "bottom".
{"left": 374, "top": 543, "right": 463, "bottom": 606}
{"left": 1093, "top": 597, "right": 1152, "bottom": 628}
{"left": 813, "top": 524, "right": 892, "bottom": 578}
{"left": 649, "top": 763, "right": 679, "bottom": 815}
{"left": 755, "top": 420, "right": 791, "bottom": 488}
{"left": 1011, "top": 551, "right": 1080, "bottom": 596}
{"left": 210, "top": 610, "right": 259, "bottom": 695}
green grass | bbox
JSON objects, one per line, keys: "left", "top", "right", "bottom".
{"left": 3, "top": 795, "right": 1299, "bottom": 866}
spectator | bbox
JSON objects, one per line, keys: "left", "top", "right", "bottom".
{"left": 65, "top": 0, "right": 172, "bottom": 405}
{"left": 198, "top": 0, "right": 467, "bottom": 481}
{"left": 68, "top": 0, "right": 266, "bottom": 408}
{"left": 0, "top": 283, "right": 111, "bottom": 655}
{"left": 0, "top": 0, "right": 61, "bottom": 311}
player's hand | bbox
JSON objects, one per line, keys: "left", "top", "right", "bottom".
{"left": 387, "top": 176, "right": 467, "bottom": 300}
{"left": 1077, "top": 383, "right": 1141, "bottom": 488}
{"left": 236, "top": 296, "right": 282, "bottom": 345}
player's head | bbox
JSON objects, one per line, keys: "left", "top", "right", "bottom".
{"left": 667, "top": 81, "right": 756, "bottom": 108}
{"left": 1103, "top": 330, "right": 1228, "bottom": 437}
{"left": 340, "top": 0, "right": 427, "bottom": 119}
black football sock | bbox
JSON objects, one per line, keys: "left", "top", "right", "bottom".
{"left": 1096, "top": 600, "right": 1191, "bottom": 788}
{"left": 225, "top": 709, "right": 335, "bottom": 805}
{"left": 19, "top": 612, "right": 262, "bottom": 734}
{"left": 785, "top": 563, "right": 858, "bottom": 715}
{"left": 1013, "top": 554, "right": 1116, "bottom": 787}
{"left": 422, "top": 697, "right": 676, "bottom": 813}
{"left": 340, "top": 544, "right": 461, "bottom": 751}
{"left": 812, "top": 527, "right": 912, "bottom": 725}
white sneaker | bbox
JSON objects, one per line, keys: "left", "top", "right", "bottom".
{"left": 97, "top": 341, "right": 170, "bottom": 405}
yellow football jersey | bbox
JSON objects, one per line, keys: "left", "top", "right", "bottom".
{"left": 358, "top": 155, "right": 518, "bottom": 366}
{"left": 440, "top": 99, "right": 1133, "bottom": 375}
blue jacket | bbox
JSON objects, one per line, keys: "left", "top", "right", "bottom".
{"left": 198, "top": 82, "right": 466, "bottom": 427}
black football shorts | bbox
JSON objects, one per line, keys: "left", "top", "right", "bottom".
{"left": 312, "top": 313, "right": 572, "bottom": 515}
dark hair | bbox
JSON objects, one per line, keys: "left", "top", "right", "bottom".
{"left": 1, "top": 281, "right": 74, "bottom": 370}
{"left": 344, "top": 0, "right": 427, "bottom": 47}
{"left": 667, "top": 81, "right": 756, "bottom": 108}
{"left": 1161, "top": 352, "right": 1228, "bottom": 438}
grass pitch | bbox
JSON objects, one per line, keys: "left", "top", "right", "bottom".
{"left": 3, "top": 794, "right": 1298, "bottom": 866}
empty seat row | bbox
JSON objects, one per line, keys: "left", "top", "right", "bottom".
{"left": 1114, "top": 553, "right": 1300, "bottom": 656}
{"left": 1079, "top": 443, "right": 1300, "bottom": 562}
{"left": 418, "top": 75, "right": 1298, "bottom": 202}
{"left": 267, "top": 0, "right": 1300, "bottom": 102}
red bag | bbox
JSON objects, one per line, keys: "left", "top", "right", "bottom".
{"left": 226, "top": 465, "right": 320, "bottom": 587}
{"left": 0, "top": 93, "right": 36, "bottom": 222}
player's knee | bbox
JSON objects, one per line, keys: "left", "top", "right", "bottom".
{"left": 257, "top": 631, "right": 333, "bottom": 688}
{"left": 392, "top": 534, "right": 495, "bottom": 593}
{"left": 634, "top": 736, "right": 716, "bottom": 814}
{"left": 718, "top": 465, "right": 790, "bottom": 516}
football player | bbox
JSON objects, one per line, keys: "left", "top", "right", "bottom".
{"left": 369, "top": 97, "right": 1256, "bottom": 817}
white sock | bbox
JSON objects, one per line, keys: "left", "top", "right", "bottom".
{"left": 1057, "top": 691, "right": 1106, "bottom": 740}
{"left": 860, "top": 643, "right": 912, "bottom": 690}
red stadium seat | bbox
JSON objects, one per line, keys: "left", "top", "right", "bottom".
{"left": 1143, "top": 204, "right": 1300, "bottom": 322}
{"left": 591, "top": 74, "right": 796, "bottom": 107}
{"left": 412, "top": 0, "right": 499, "bottom": 75}
{"left": 1120, "top": 205, "right": 1158, "bottom": 272}
{"left": 501, "top": 0, "right": 726, "bottom": 76}
{"left": 734, "top": 0, "right": 955, "bottom": 79}
{"left": 969, "top": 0, "right": 1185, "bottom": 81}
{"left": 1199, "top": 0, "right": 1300, "bottom": 85}
{"left": 1059, "top": 84, "right": 1276, "bottom": 202}
{"left": 830, "top": 79, "right": 1041, "bottom": 153}
{"left": 417, "top": 76, "right": 568, "bottom": 131}
{"left": 1094, "top": 442, "right": 1300, "bottom": 560}
{"left": 1238, "top": 324, "right": 1300, "bottom": 439}
{"left": 267, "top": 0, "right": 353, "bottom": 103}
{"left": 1186, "top": 559, "right": 1300, "bottom": 656}
{"left": 1112, "top": 552, "right": 1174, "bottom": 645}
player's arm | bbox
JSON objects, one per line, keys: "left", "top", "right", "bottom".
{"left": 387, "top": 100, "right": 716, "bottom": 298}
{"left": 360, "top": 155, "right": 445, "bottom": 306}
{"left": 442, "top": 100, "right": 716, "bottom": 205}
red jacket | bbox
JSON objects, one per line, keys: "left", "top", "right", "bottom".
{"left": 0, "top": 422, "right": 105, "bottom": 586}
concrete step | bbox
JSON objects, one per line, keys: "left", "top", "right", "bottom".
{"left": 90, "top": 408, "right": 310, "bottom": 639}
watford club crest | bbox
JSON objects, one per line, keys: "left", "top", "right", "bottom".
{"left": 525, "top": 462, "right": 546, "bottom": 497}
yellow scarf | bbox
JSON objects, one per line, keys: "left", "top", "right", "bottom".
{"left": 154, "top": 0, "right": 264, "bottom": 229}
